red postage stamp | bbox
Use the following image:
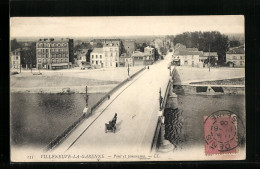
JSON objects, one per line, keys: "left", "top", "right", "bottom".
{"left": 204, "top": 110, "right": 239, "bottom": 155}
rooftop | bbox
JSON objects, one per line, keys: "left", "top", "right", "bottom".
{"left": 38, "top": 38, "right": 72, "bottom": 42}
{"left": 132, "top": 51, "right": 150, "bottom": 57}
{"left": 174, "top": 50, "right": 203, "bottom": 56}
{"left": 203, "top": 52, "right": 218, "bottom": 56}
{"left": 92, "top": 48, "right": 103, "bottom": 53}
{"left": 226, "top": 46, "right": 245, "bottom": 54}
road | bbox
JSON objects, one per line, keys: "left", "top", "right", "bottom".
{"left": 52, "top": 53, "right": 173, "bottom": 157}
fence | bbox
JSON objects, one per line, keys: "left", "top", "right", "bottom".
{"left": 151, "top": 67, "right": 175, "bottom": 151}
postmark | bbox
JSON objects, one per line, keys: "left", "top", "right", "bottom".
{"left": 204, "top": 110, "right": 243, "bottom": 155}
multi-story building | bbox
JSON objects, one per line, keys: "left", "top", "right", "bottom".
{"left": 172, "top": 50, "right": 201, "bottom": 67}
{"left": 76, "top": 49, "right": 88, "bottom": 67}
{"left": 122, "top": 40, "right": 136, "bottom": 56}
{"left": 90, "top": 48, "right": 104, "bottom": 68}
{"left": 132, "top": 51, "right": 154, "bottom": 66}
{"left": 226, "top": 46, "right": 245, "bottom": 67}
{"left": 10, "top": 49, "right": 21, "bottom": 69}
{"left": 36, "top": 38, "right": 73, "bottom": 70}
{"left": 200, "top": 52, "right": 218, "bottom": 63}
{"left": 144, "top": 46, "right": 155, "bottom": 60}
{"left": 103, "top": 39, "right": 121, "bottom": 67}
{"left": 119, "top": 53, "right": 133, "bottom": 67}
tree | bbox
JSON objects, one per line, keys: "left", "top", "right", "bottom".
{"left": 11, "top": 38, "right": 20, "bottom": 51}
{"left": 229, "top": 40, "right": 241, "bottom": 47}
{"left": 20, "top": 43, "right": 36, "bottom": 69}
{"left": 173, "top": 31, "right": 229, "bottom": 64}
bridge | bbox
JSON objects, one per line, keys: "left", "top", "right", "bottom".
{"left": 47, "top": 52, "right": 174, "bottom": 158}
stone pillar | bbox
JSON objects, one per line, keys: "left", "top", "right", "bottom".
{"left": 158, "top": 116, "right": 174, "bottom": 153}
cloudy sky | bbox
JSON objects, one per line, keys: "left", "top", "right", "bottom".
{"left": 10, "top": 15, "right": 244, "bottom": 38}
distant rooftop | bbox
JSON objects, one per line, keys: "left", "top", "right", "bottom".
{"left": 38, "top": 38, "right": 72, "bottom": 42}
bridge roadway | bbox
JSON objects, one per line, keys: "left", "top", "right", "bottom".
{"left": 52, "top": 53, "right": 173, "bottom": 157}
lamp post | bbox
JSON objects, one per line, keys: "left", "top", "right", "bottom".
{"left": 127, "top": 64, "right": 130, "bottom": 76}
{"left": 85, "top": 86, "right": 89, "bottom": 107}
{"left": 159, "top": 87, "right": 162, "bottom": 110}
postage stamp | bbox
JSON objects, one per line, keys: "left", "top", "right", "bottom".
{"left": 204, "top": 110, "right": 240, "bottom": 155}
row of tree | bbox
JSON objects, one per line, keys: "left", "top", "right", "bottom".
{"left": 168, "top": 31, "right": 242, "bottom": 64}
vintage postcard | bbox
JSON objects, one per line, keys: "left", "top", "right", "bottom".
{"left": 10, "top": 16, "right": 245, "bottom": 162}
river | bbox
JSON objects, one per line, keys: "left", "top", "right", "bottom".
{"left": 10, "top": 93, "right": 245, "bottom": 150}
{"left": 10, "top": 93, "right": 105, "bottom": 148}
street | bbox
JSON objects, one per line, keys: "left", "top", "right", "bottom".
{"left": 52, "top": 52, "right": 173, "bottom": 156}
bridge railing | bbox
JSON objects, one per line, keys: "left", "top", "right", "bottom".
{"left": 151, "top": 66, "right": 175, "bottom": 151}
{"left": 44, "top": 67, "right": 146, "bottom": 152}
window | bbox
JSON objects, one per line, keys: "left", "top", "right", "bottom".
{"left": 110, "top": 48, "right": 113, "bottom": 52}
{"left": 38, "top": 59, "right": 41, "bottom": 63}
{"left": 52, "top": 59, "right": 55, "bottom": 63}
{"left": 240, "top": 56, "right": 243, "bottom": 59}
{"left": 233, "top": 56, "right": 237, "bottom": 59}
{"left": 240, "top": 61, "right": 243, "bottom": 65}
{"left": 16, "top": 56, "right": 18, "bottom": 60}
{"left": 92, "top": 61, "right": 94, "bottom": 64}
{"left": 96, "top": 55, "right": 98, "bottom": 59}
{"left": 100, "top": 55, "right": 102, "bottom": 59}
{"left": 92, "top": 55, "right": 94, "bottom": 58}
{"left": 61, "top": 59, "right": 63, "bottom": 63}
{"left": 96, "top": 61, "right": 98, "bottom": 64}
{"left": 56, "top": 59, "right": 58, "bottom": 63}
{"left": 80, "top": 57, "right": 82, "bottom": 60}
{"left": 111, "top": 53, "right": 112, "bottom": 57}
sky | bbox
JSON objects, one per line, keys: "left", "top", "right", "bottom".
{"left": 10, "top": 16, "right": 244, "bottom": 38}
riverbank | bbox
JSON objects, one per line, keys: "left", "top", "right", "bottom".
{"left": 173, "top": 66, "right": 245, "bottom": 85}
{"left": 10, "top": 66, "right": 143, "bottom": 93}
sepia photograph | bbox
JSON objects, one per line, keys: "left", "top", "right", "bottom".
{"left": 10, "top": 16, "right": 245, "bottom": 162}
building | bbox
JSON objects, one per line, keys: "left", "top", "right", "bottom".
{"left": 90, "top": 48, "right": 104, "bottom": 68}
{"left": 132, "top": 51, "right": 154, "bottom": 66}
{"left": 10, "top": 49, "right": 21, "bottom": 69}
{"left": 76, "top": 49, "right": 88, "bottom": 67}
{"left": 226, "top": 46, "right": 245, "bottom": 67}
{"left": 119, "top": 53, "right": 133, "bottom": 67}
{"left": 144, "top": 46, "right": 155, "bottom": 59}
{"left": 103, "top": 39, "right": 121, "bottom": 67}
{"left": 200, "top": 52, "right": 218, "bottom": 63}
{"left": 36, "top": 38, "right": 73, "bottom": 70}
{"left": 172, "top": 50, "right": 201, "bottom": 67}
{"left": 122, "top": 40, "right": 136, "bottom": 56}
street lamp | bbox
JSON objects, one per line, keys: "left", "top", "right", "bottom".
{"left": 159, "top": 87, "right": 162, "bottom": 110}
{"left": 85, "top": 86, "right": 89, "bottom": 107}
